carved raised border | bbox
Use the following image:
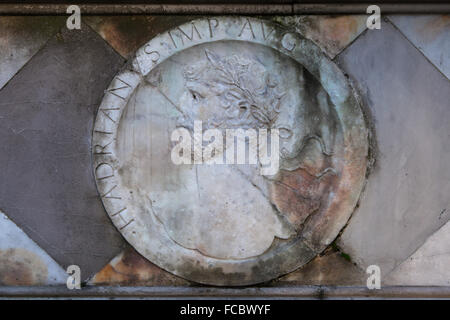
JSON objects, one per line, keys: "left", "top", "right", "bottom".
{"left": 92, "top": 16, "right": 368, "bottom": 286}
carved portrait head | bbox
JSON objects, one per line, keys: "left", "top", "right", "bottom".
{"left": 177, "top": 49, "right": 312, "bottom": 172}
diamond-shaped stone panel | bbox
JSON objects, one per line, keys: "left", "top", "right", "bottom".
{"left": 0, "top": 23, "right": 127, "bottom": 280}
{"left": 389, "top": 15, "right": 450, "bottom": 80}
{"left": 336, "top": 20, "right": 450, "bottom": 276}
{"left": 0, "top": 16, "right": 65, "bottom": 90}
{"left": 385, "top": 220, "right": 450, "bottom": 286}
{"left": 0, "top": 211, "right": 67, "bottom": 286}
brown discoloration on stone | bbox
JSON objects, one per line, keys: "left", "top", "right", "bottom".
{"left": 270, "top": 137, "right": 341, "bottom": 231}
{"left": 272, "top": 15, "right": 367, "bottom": 58}
{"left": 90, "top": 246, "right": 190, "bottom": 286}
{"left": 304, "top": 141, "right": 368, "bottom": 251}
{"left": 85, "top": 16, "right": 195, "bottom": 58}
{"left": 270, "top": 169, "right": 332, "bottom": 229}
{"left": 274, "top": 249, "right": 365, "bottom": 286}
{"left": 0, "top": 248, "right": 48, "bottom": 286}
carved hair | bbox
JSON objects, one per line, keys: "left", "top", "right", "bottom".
{"left": 183, "top": 49, "right": 286, "bottom": 129}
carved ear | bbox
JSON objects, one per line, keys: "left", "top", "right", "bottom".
{"left": 204, "top": 49, "right": 221, "bottom": 67}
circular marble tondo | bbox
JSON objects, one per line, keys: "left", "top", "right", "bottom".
{"left": 92, "top": 16, "right": 369, "bottom": 286}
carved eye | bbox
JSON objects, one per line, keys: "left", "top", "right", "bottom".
{"left": 190, "top": 90, "right": 203, "bottom": 101}
{"left": 238, "top": 101, "right": 248, "bottom": 112}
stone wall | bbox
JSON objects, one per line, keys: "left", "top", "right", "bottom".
{"left": 0, "top": 12, "right": 448, "bottom": 295}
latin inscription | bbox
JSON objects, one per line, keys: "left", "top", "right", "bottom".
{"left": 106, "top": 77, "right": 132, "bottom": 100}
{"left": 168, "top": 23, "right": 203, "bottom": 48}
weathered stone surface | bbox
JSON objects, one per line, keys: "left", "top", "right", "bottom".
{"left": 274, "top": 250, "right": 365, "bottom": 286}
{"left": 85, "top": 14, "right": 369, "bottom": 60}
{"left": 0, "top": 211, "right": 66, "bottom": 286}
{"left": 89, "top": 245, "right": 190, "bottom": 286}
{"left": 93, "top": 16, "right": 368, "bottom": 286}
{"left": 389, "top": 15, "right": 450, "bottom": 80}
{"left": 0, "top": 14, "right": 447, "bottom": 290}
{"left": 336, "top": 20, "right": 450, "bottom": 276}
{"left": 385, "top": 220, "right": 450, "bottom": 286}
{"left": 0, "top": 24, "right": 127, "bottom": 280}
{"left": 273, "top": 15, "right": 367, "bottom": 58}
{"left": 0, "top": 16, "right": 64, "bottom": 90}
{"left": 92, "top": 246, "right": 367, "bottom": 287}
{"left": 85, "top": 15, "right": 195, "bottom": 58}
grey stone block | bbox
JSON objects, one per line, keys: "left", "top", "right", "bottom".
{"left": 336, "top": 21, "right": 450, "bottom": 276}
{"left": 0, "top": 24, "right": 127, "bottom": 280}
{"left": 0, "top": 16, "right": 65, "bottom": 90}
{"left": 385, "top": 220, "right": 450, "bottom": 286}
{"left": 389, "top": 15, "right": 450, "bottom": 80}
{"left": 0, "top": 211, "right": 67, "bottom": 286}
